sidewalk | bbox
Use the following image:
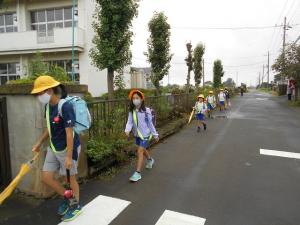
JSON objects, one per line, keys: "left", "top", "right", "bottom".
{"left": 0, "top": 117, "right": 188, "bottom": 223}
{"left": 0, "top": 194, "right": 44, "bottom": 222}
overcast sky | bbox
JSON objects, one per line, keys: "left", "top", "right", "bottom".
{"left": 130, "top": 0, "right": 300, "bottom": 87}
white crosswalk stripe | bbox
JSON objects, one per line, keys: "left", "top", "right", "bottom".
{"left": 155, "top": 210, "right": 206, "bottom": 225}
{"left": 260, "top": 149, "right": 300, "bottom": 159}
{"left": 58, "top": 195, "right": 130, "bottom": 225}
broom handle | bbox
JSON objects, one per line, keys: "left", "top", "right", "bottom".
{"left": 30, "top": 152, "right": 40, "bottom": 164}
{"left": 66, "top": 169, "right": 71, "bottom": 185}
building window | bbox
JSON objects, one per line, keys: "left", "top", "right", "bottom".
{"left": 0, "top": 13, "right": 18, "bottom": 33}
{"left": 0, "top": 63, "right": 20, "bottom": 85}
{"left": 31, "top": 7, "right": 77, "bottom": 37}
{"left": 48, "top": 60, "right": 79, "bottom": 82}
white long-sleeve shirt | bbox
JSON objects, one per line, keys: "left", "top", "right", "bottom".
{"left": 125, "top": 108, "right": 159, "bottom": 139}
{"left": 218, "top": 92, "right": 226, "bottom": 102}
{"left": 206, "top": 95, "right": 216, "bottom": 105}
{"left": 195, "top": 101, "right": 207, "bottom": 114}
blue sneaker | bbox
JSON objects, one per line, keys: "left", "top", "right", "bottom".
{"left": 129, "top": 171, "right": 141, "bottom": 182}
{"left": 62, "top": 204, "right": 82, "bottom": 222}
{"left": 58, "top": 198, "right": 69, "bottom": 216}
{"left": 145, "top": 158, "right": 155, "bottom": 169}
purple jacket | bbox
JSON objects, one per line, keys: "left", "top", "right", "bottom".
{"left": 125, "top": 108, "right": 159, "bottom": 139}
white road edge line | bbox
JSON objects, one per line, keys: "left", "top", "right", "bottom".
{"left": 260, "top": 149, "right": 300, "bottom": 159}
{"left": 58, "top": 195, "right": 131, "bottom": 225}
{"left": 155, "top": 210, "right": 206, "bottom": 225}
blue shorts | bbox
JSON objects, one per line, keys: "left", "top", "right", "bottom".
{"left": 207, "top": 103, "right": 214, "bottom": 110}
{"left": 219, "top": 101, "right": 225, "bottom": 106}
{"left": 135, "top": 137, "right": 150, "bottom": 149}
{"left": 196, "top": 113, "right": 205, "bottom": 121}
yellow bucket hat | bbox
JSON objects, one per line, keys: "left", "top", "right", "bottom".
{"left": 31, "top": 75, "right": 60, "bottom": 94}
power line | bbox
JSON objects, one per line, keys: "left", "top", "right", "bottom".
{"left": 172, "top": 24, "right": 300, "bottom": 31}
{"left": 171, "top": 59, "right": 266, "bottom": 68}
{"left": 288, "top": 1, "right": 300, "bottom": 24}
{"left": 286, "top": 0, "right": 298, "bottom": 23}
{"left": 133, "top": 56, "right": 267, "bottom": 68}
{"left": 268, "top": 0, "right": 290, "bottom": 51}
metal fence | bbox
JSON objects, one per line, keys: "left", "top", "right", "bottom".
{"left": 87, "top": 93, "right": 196, "bottom": 138}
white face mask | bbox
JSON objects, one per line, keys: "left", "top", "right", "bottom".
{"left": 133, "top": 99, "right": 141, "bottom": 107}
{"left": 38, "top": 93, "right": 51, "bottom": 104}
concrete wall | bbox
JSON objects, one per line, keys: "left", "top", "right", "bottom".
{"left": 0, "top": 84, "right": 88, "bottom": 198}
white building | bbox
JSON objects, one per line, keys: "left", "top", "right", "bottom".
{"left": 0, "top": 0, "right": 107, "bottom": 96}
{"left": 130, "top": 67, "right": 154, "bottom": 89}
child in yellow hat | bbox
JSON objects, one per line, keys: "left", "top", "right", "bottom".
{"left": 206, "top": 91, "right": 216, "bottom": 118}
{"left": 194, "top": 94, "right": 207, "bottom": 132}
{"left": 31, "top": 76, "right": 82, "bottom": 222}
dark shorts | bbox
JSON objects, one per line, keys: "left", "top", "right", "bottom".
{"left": 135, "top": 137, "right": 151, "bottom": 149}
{"left": 196, "top": 113, "right": 205, "bottom": 121}
{"left": 207, "top": 103, "right": 214, "bottom": 110}
{"left": 219, "top": 101, "right": 225, "bottom": 106}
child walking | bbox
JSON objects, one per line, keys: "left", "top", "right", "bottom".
{"left": 125, "top": 90, "right": 159, "bottom": 182}
{"left": 206, "top": 91, "right": 216, "bottom": 118}
{"left": 194, "top": 94, "right": 207, "bottom": 132}
{"left": 218, "top": 88, "right": 226, "bottom": 111}
{"left": 31, "top": 76, "right": 82, "bottom": 222}
{"left": 224, "top": 87, "right": 231, "bottom": 109}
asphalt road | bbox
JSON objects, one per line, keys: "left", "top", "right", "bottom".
{"left": 1, "top": 90, "right": 300, "bottom": 225}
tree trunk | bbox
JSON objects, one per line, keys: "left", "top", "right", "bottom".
{"left": 155, "top": 87, "right": 160, "bottom": 96}
{"left": 107, "top": 68, "right": 114, "bottom": 99}
{"left": 186, "top": 70, "right": 191, "bottom": 94}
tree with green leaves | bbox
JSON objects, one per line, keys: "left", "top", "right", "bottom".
{"left": 145, "top": 12, "right": 172, "bottom": 95}
{"left": 193, "top": 43, "right": 205, "bottom": 90}
{"left": 185, "top": 42, "right": 193, "bottom": 93}
{"left": 273, "top": 43, "right": 300, "bottom": 82}
{"left": 213, "top": 59, "right": 224, "bottom": 88}
{"left": 114, "top": 71, "right": 126, "bottom": 90}
{"left": 90, "top": 0, "right": 138, "bottom": 99}
{"left": 273, "top": 43, "right": 300, "bottom": 99}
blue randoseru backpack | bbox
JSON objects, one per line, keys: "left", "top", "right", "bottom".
{"left": 58, "top": 96, "right": 91, "bottom": 134}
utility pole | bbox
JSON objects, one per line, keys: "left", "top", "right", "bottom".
{"left": 236, "top": 72, "right": 239, "bottom": 86}
{"left": 282, "top": 17, "right": 287, "bottom": 82}
{"left": 71, "top": 0, "right": 76, "bottom": 82}
{"left": 259, "top": 72, "right": 261, "bottom": 87}
{"left": 283, "top": 17, "right": 287, "bottom": 55}
{"left": 202, "top": 59, "right": 205, "bottom": 88}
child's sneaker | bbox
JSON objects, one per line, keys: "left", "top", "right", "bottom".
{"left": 57, "top": 198, "right": 69, "bottom": 216}
{"left": 61, "top": 204, "right": 82, "bottom": 222}
{"left": 197, "top": 127, "right": 201, "bottom": 133}
{"left": 129, "top": 171, "right": 142, "bottom": 182}
{"left": 145, "top": 158, "right": 155, "bottom": 169}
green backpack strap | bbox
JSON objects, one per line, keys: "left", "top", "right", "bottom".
{"left": 46, "top": 104, "right": 67, "bottom": 153}
{"left": 132, "top": 110, "right": 153, "bottom": 141}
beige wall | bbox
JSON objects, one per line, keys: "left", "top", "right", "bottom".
{"left": 0, "top": 0, "right": 108, "bottom": 97}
